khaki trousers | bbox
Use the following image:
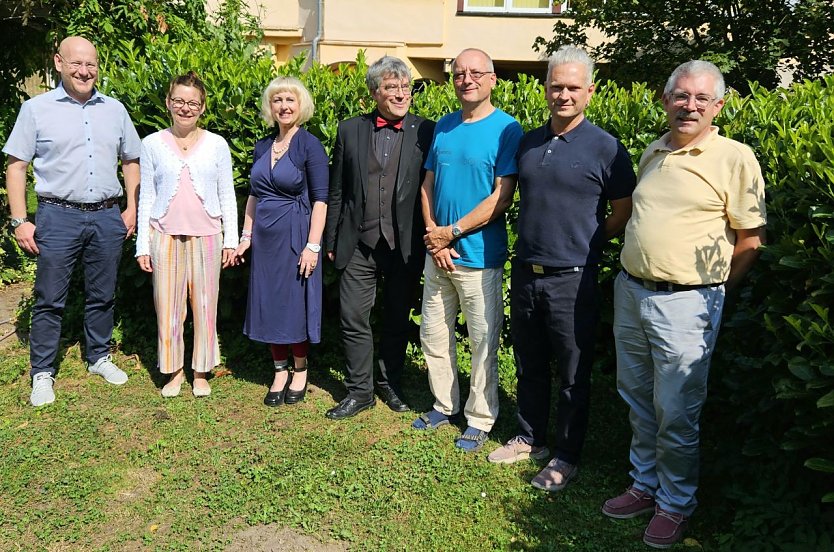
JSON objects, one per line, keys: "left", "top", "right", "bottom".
{"left": 419, "top": 257, "right": 503, "bottom": 432}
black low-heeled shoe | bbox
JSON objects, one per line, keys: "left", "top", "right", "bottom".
{"left": 264, "top": 364, "right": 289, "bottom": 407}
{"left": 284, "top": 367, "right": 308, "bottom": 405}
{"left": 263, "top": 387, "right": 286, "bottom": 407}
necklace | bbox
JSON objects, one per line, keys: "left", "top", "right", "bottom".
{"left": 172, "top": 128, "right": 200, "bottom": 151}
{"left": 272, "top": 128, "right": 296, "bottom": 156}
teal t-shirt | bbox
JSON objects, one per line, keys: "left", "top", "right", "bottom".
{"left": 425, "top": 108, "right": 522, "bottom": 269}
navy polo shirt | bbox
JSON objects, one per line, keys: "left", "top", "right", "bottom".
{"left": 516, "top": 118, "right": 636, "bottom": 267}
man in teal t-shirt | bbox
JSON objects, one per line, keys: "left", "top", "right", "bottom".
{"left": 413, "top": 48, "right": 523, "bottom": 453}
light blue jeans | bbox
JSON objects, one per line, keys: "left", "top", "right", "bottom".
{"left": 613, "top": 271, "right": 725, "bottom": 516}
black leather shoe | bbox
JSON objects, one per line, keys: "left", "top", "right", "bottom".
{"left": 377, "top": 385, "right": 410, "bottom": 412}
{"left": 325, "top": 396, "right": 376, "bottom": 420}
{"left": 264, "top": 388, "right": 285, "bottom": 407}
{"left": 284, "top": 377, "right": 307, "bottom": 405}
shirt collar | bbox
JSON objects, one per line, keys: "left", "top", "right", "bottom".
{"left": 653, "top": 126, "right": 720, "bottom": 154}
{"left": 55, "top": 81, "right": 104, "bottom": 105}
{"left": 373, "top": 110, "right": 404, "bottom": 131}
{"left": 543, "top": 117, "right": 589, "bottom": 143}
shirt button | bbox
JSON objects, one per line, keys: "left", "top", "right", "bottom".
{"left": 547, "top": 150, "right": 552, "bottom": 153}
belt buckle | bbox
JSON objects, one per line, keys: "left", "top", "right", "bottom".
{"left": 532, "top": 264, "right": 544, "bottom": 275}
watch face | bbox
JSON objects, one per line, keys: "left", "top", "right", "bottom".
{"left": 452, "top": 225, "right": 462, "bottom": 237}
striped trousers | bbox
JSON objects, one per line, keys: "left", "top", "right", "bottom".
{"left": 150, "top": 228, "right": 222, "bottom": 374}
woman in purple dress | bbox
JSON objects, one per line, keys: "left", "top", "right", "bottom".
{"left": 235, "top": 76, "right": 328, "bottom": 407}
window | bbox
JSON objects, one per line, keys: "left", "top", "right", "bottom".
{"left": 461, "top": 0, "right": 569, "bottom": 14}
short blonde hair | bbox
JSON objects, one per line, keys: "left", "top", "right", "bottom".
{"left": 260, "top": 76, "right": 315, "bottom": 126}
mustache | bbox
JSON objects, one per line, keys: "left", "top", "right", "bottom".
{"left": 676, "top": 112, "right": 699, "bottom": 121}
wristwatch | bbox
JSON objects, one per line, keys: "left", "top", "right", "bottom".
{"left": 451, "top": 224, "right": 463, "bottom": 238}
{"left": 306, "top": 242, "right": 322, "bottom": 253}
{"left": 10, "top": 217, "right": 28, "bottom": 229}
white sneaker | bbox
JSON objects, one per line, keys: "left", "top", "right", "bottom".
{"left": 87, "top": 354, "right": 128, "bottom": 385}
{"left": 31, "top": 372, "right": 56, "bottom": 406}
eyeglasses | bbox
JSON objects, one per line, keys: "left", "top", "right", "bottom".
{"left": 58, "top": 56, "right": 98, "bottom": 72}
{"left": 670, "top": 92, "right": 718, "bottom": 109}
{"left": 381, "top": 84, "right": 412, "bottom": 96}
{"left": 452, "top": 70, "right": 494, "bottom": 83}
{"left": 170, "top": 97, "right": 202, "bottom": 110}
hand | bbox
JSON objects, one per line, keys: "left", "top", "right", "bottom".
{"left": 221, "top": 248, "right": 237, "bottom": 268}
{"left": 424, "top": 225, "right": 454, "bottom": 254}
{"left": 137, "top": 255, "right": 153, "bottom": 273}
{"left": 298, "top": 248, "right": 319, "bottom": 278}
{"left": 14, "top": 222, "right": 39, "bottom": 255}
{"left": 327, "top": 251, "right": 335, "bottom": 262}
{"left": 234, "top": 240, "right": 251, "bottom": 264}
{"left": 431, "top": 246, "right": 459, "bottom": 272}
{"left": 121, "top": 207, "right": 137, "bottom": 239}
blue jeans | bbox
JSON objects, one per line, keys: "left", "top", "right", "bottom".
{"left": 613, "top": 271, "right": 725, "bottom": 516}
{"left": 30, "top": 202, "right": 126, "bottom": 376}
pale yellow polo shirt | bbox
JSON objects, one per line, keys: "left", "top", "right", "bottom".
{"left": 620, "top": 127, "right": 767, "bottom": 285}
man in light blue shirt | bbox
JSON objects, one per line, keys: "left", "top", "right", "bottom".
{"left": 3, "top": 36, "right": 141, "bottom": 407}
{"left": 413, "top": 48, "right": 523, "bottom": 452}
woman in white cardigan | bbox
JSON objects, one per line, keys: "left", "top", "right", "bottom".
{"left": 136, "top": 71, "right": 238, "bottom": 398}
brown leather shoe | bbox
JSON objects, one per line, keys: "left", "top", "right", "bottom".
{"left": 602, "top": 485, "right": 656, "bottom": 519}
{"left": 643, "top": 505, "right": 688, "bottom": 549}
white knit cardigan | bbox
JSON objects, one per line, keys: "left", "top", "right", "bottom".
{"left": 135, "top": 129, "right": 239, "bottom": 256}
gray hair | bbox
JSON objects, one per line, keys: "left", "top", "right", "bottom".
{"left": 546, "top": 45, "right": 594, "bottom": 86}
{"left": 451, "top": 48, "right": 495, "bottom": 73}
{"left": 366, "top": 56, "right": 412, "bottom": 92}
{"left": 663, "top": 60, "right": 726, "bottom": 98}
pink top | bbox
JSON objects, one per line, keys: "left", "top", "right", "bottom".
{"left": 151, "top": 130, "right": 222, "bottom": 237}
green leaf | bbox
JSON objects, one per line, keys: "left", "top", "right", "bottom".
{"left": 817, "top": 390, "right": 834, "bottom": 408}
{"left": 805, "top": 457, "right": 834, "bottom": 473}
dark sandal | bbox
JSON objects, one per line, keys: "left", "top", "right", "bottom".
{"left": 455, "top": 426, "right": 489, "bottom": 452}
{"left": 411, "top": 409, "right": 457, "bottom": 430}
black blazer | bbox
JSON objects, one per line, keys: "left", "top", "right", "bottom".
{"left": 325, "top": 112, "right": 435, "bottom": 270}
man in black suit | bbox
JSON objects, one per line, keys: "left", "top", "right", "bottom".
{"left": 324, "top": 56, "right": 435, "bottom": 420}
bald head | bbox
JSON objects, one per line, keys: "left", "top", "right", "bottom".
{"left": 54, "top": 36, "right": 99, "bottom": 103}
{"left": 452, "top": 48, "right": 494, "bottom": 74}
{"left": 58, "top": 36, "right": 97, "bottom": 61}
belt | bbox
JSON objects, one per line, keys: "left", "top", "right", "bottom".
{"left": 624, "top": 270, "right": 721, "bottom": 292}
{"left": 527, "top": 263, "right": 583, "bottom": 275}
{"left": 38, "top": 196, "right": 119, "bottom": 211}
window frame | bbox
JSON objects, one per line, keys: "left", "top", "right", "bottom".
{"left": 459, "top": 0, "right": 569, "bottom": 15}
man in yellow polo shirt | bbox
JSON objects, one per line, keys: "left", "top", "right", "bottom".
{"left": 601, "top": 60, "right": 767, "bottom": 549}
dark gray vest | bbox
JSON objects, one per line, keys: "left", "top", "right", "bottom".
{"left": 360, "top": 131, "right": 402, "bottom": 249}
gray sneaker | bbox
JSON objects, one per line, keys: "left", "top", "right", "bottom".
{"left": 30, "top": 372, "right": 56, "bottom": 407}
{"left": 87, "top": 354, "right": 128, "bottom": 385}
{"left": 531, "top": 458, "right": 578, "bottom": 492}
{"left": 487, "top": 436, "right": 551, "bottom": 464}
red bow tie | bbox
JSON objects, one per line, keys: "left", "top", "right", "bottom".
{"left": 376, "top": 116, "right": 403, "bottom": 130}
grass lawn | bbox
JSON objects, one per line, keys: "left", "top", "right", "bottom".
{"left": 0, "top": 319, "right": 722, "bottom": 551}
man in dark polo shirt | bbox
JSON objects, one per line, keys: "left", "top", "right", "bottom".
{"left": 487, "top": 46, "right": 636, "bottom": 490}
{"left": 324, "top": 56, "right": 435, "bottom": 419}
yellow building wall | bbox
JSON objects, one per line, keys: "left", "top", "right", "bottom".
{"left": 238, "top": 0, "right": 603, "bottom": 80}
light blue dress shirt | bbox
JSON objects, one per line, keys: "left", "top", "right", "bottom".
{"left": 2, "top": 83, "right": 141, "bottom": 203}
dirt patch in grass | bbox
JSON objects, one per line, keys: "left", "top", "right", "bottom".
{"left": 0, "top": 282, "right": 30, "bottom": 349}
{"left": 224, "top": 524, "right": 347, "bottom": 552}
